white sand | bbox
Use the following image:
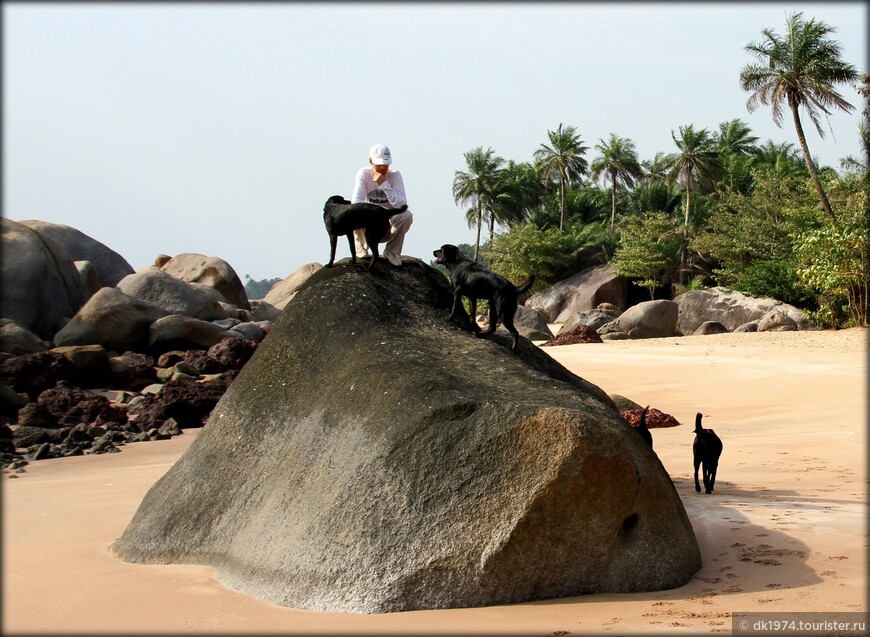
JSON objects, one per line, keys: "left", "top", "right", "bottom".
{"left": 3, "top": 328, "right": 866, "bottom": 634}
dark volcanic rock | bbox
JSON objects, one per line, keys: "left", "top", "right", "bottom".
{"left": 540, "top": 324, "right": 603, "bottom": 346}
{"left": 0, "top": 352, "right": 77, "bottom": 400}
{"left": 126, "top": 376, "right": 232, "bottom": 430}
{"left": 112, "top": 258, "right": 700, "bottom": 614}
{"left": 621, "top": 407, "right": 681, "bottom": 429}
{"left": 206, "top": 336, "right": 258, "bottom": 371}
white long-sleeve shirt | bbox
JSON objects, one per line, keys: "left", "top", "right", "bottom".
{"left": 351, "top": 167, "right": 408, "bottom": 209}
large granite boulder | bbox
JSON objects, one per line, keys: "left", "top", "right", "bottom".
{"left": 117, "top": 269, "right": 230, "bottom": 321}
{"left": 113, "top": 259, "right": 701, "bottom": 614}
{"left": 159, "top": 253, "right": 250, "bottom": 310}
{"left": 674, "top": 287, "right": 810, "bottom": 335}
{"left": 527, "top": 264, "right": 627, "bottom": 323}
{"left": 53, "top": 287, "right": 169, "bottom": 353}
{"left": 262, "top": 262, "right": 323, "bottom": 310}
{"left": 1, "top": 218, "right": 86, "bottom": 340}
{"left": 18, "top": 220, "right": 134, "bottom": 287}
{"left": 597, "top": 300, "right": 680, "bottom": 340}
{"left": 0, "top": 319, "right": 47, "bottom": 355}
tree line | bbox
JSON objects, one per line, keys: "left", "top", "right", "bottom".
{"left": 451, "top": 12, "right": 867, "bottom": 328}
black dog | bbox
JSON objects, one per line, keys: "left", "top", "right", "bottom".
{"left": 323, "top": 195, "right": 408, "bottom": 270}
{"left": 433, "top": 244, "right": 536, "bottom": 353}
{"left": 693, "top": 413, "right": 723, "bottom": 494}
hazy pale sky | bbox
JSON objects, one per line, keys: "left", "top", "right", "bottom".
{"left": 4, "top": 1, "right": 867, "bottom": 281}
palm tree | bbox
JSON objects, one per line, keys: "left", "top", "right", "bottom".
{"left": 590, "top": 134, "right": 643, "bottom": 229}
{"left": 740, "top": 11, "right": 859, "bottom": 223}
{"left": 452, "top": 146, "right": 505, "bottom": 260}
{"left": 716, "top": 119, "right": 759, "bottom": 156}
{"left": 715, "top": 119, "right": 759, "bottom": 193}
{"left": 753, "top": 140, "right": 809, "bottom": 178}
{"left": 665, "top": 125, "right": 720, "bottom": 284}
{"left": 491, "top": 161, "right": 540, "bottom": 233}
{"left": 533, "top": 123, "right": 588, "bottom": 230}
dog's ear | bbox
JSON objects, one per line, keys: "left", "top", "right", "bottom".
{"left": 327, "top": 195, "right": 348, "bottom": 204}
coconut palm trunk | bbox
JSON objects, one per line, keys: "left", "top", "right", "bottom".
{"left": 789, "top": 97, "right": 837, "bottom": 224}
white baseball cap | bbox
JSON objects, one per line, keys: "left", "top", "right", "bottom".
{"left": 369, "top": 143, "right": 392, "bottom": 165}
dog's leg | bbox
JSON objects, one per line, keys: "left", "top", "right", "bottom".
{"left": 449, "top": 287, "right": 466, "bottom": 322}
{"left": 327, "top": 235, "right": 339, "bottom": 267}
{"left": 345, "top": 234, "right": 356, "bottom": 265}
{"left": 364, "top": 228, "right": 382, "bottom": 271}
{"left": 694, "top": 456, "right": 702, "bottom": 493}
{"left": 501, "top": 303, "right": 522, "bottom": 352}
{"left": 469, "top": 298, "right": 482, "bottom": 334}
{"left": 480, "top": 299, "right": 499, "bottom": 335}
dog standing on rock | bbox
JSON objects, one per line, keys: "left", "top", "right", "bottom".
{"left": 323, "top": 195, "right": 408, "bottom": 270}
{"left": 433, "top": 244, "right": 536, "bottom": 353}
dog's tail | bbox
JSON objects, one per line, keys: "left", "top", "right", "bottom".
{"left": 515, "top": 273, "right": 536, "bottom": 295}
{"left": 387, "top": 204, "right": 409, "bottom": 217}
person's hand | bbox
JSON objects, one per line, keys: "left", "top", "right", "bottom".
{"left": 372, "top": 170, "right": 387, "bottom": 186}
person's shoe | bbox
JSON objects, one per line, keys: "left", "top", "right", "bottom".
{"left": 384, "top": 252, "right": 402, "bottom": 267}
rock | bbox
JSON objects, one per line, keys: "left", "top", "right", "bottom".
{"left": 674, "top": 287, "right": 810, "bottom": 335}
{"left": 735, "top": 321, "right": 759, "bottom": 333}
{"left": 621, "top": 407, "right": 681, "bottom": 429}
{"left": 0, "top": 351, "right": 77, "bottom": 400}
{"left": 540, "top": 324, "right": 604, "bottom": 346}
{"left": 262, "top": 262, "right": 323, "bottom": 310}
{"left": 53, "top": 287, "right": 169, "bottom": 353}
{"left": 508, "top": 305, "right": 554, "bottom": 341}
{"left": 17, "top": 402, "right": 57, "bottom": 428}
{"left": 18, "top": 220, "right": 135, "bottom": 287}
{"left": 0, "top": 384, "right": 28, "bottom": 419}
{"left": 159, "top": 253, "right": 250, "bottom": 310}
{"left": 108, "top": 352, "right": 157, "bottom": 391}
{"left": 597, "top": 300, "right": 679, "bottom": 340}
{"left": 183, "top": 350, "right": 226, "bottom": 375}
{"left": 249, "top": 300, "right": 281, "bottom": 322}
{"left": 227, "top": 322, "right": 266, "bottom": 342}
{"left": 52, "top": 345, "right": 111, "bottom": 388}
{"left": 207, "top": 337, "right": 258, "bottom": 371}
{"left": 1, "top": 218, "right": 86, "bottom": 340}
{"left": 148, "top": 315, "right": 234, "bottom": 352}
{"left": 757, "top": 310, "right": 798, "bottom": 332}
{"left": 30, "top": 382, "right": 127, "bottom": 429}
{"left": 0, "top": 319, "right": 48, "bottom": 355}
{"left": 609, "top": 394, "right": 642, "bottom": 412}
{"left": 527, "top": 264, "right": 627, "bottom": 323}
{"left": 12, "top": 425, "right": 51, "bottom": 448}
{"left": 693, "top": 321, "right": 729, "bottom": 336}
{"left": 117, "top": 269, "right": 231, "bottom": 321}
{"left": 126, "top": 376, "right": 232, "bottom": 430}
{"left": 75, "top": 260, "right": 106, "bottom": 297}
{"left": 560, "top": 307, "right": 619, "bottom": 332}
{"left": 112, "top": 259, "right": 700, "bottom": 614}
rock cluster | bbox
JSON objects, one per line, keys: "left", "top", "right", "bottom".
{"left": 0, "top": 218, "right": 311, "bottom": 471}
{"left": 1, "top": 338, "right": 252, "bottom": 469}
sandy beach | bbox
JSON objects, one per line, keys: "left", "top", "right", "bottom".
{"left": 3, "top": 328, "right": 866, "bottom": 635}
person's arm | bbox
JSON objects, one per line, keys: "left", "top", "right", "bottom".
{"left": 380, "top": 170, "right": 407, "bottom": 208}
{"left": 351, "top": 168, "right": 369, "bottom": 204}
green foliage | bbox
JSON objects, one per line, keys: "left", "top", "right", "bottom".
{"left": 484, "top": 221, "right": 616, "bottom": 287}
{"left": 794, "top": 207, "right": 868, "bottom": 327}
{"left": 691, "top": 169, "right": 819, "bottom": 304}
{"left": 612, "top": 211, "right": 683, "bottom": 299}
{"left": 244, "top": 275, "right": 282, "bottom": 300}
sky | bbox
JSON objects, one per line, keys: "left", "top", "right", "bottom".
{"left": 4, "top": 1, "right": 867, "bottom": 281}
